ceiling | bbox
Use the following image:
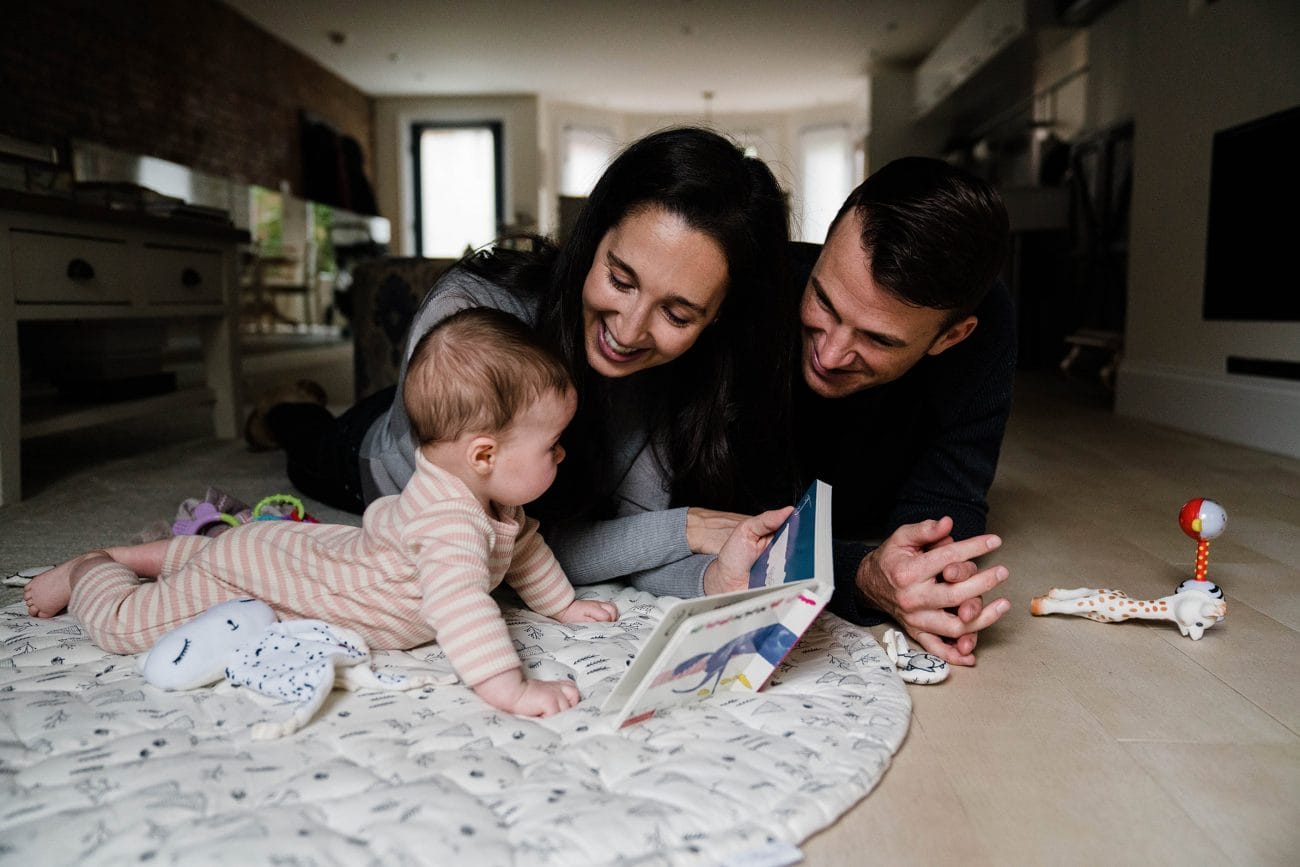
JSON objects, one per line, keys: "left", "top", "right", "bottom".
{"left": 222, "top": 0, "right": 979, "bottom": 114}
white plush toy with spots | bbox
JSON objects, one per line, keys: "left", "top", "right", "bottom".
{"left": 882, "top": 628, "right": 950, "bottom": 684}
{"left": 139, "top": 598, "right": 452, "bottom": 739}
{"left": 139, "top": 598, "right": 277, "bottom": 689}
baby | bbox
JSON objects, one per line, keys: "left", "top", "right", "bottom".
{"left": 25, "top": 307, "right": 617, "bottom": 717}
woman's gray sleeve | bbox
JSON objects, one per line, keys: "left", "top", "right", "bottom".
{"left": 540, "top": 507, "right": 714, "bottom": 598}
{"left": 624, "top": 552, "right": 714, "bottom": 598}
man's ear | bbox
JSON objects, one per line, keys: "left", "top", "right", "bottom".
{"left": 927, "top": 315, "right": 978, "bottom": 357}
{"left": 467, "top": 436, "right": 497, "bottom": 476}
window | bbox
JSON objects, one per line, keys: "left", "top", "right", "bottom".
{"left": 560, "top": 125, "right": 616, "bottom": 197}
{"left": 412, "top": 122, "right": 503, "bottom": 258}
{"left": 250, "top": 185, "right": 285, "bottom": 255}
{"left": 799, "top": 124, "right": 855, "bottom": 244}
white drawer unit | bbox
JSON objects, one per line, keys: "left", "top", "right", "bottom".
{"left": 142, "top": 244, "right": 225, "bottom": 304}
{"left": 9, "top": 228, "right": 131, "bottom": 304}
{"left": 0, "top": 192, "right": 248, "bottom": 505}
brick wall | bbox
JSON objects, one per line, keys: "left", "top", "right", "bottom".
{"left": 0, "top": 0, "right": 373, "bottom": 200}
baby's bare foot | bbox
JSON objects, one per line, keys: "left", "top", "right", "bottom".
{"left": 24, "top": 552, "right": 107, "bottom": 618}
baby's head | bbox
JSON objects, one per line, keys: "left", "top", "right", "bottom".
{"left": 404, "top": 308, "right": 576, "bottom": 508}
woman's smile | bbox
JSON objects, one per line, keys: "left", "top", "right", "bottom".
{"left": 597, "top": 322, "right": 647, "bottom": 360}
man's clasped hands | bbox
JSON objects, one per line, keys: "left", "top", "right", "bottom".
{"left": 692, "top": 507, "right": 1010, "bottom": 666}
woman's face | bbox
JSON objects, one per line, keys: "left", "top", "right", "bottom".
{"left": 581, "top": 206, "right": 729, "bottom": 378}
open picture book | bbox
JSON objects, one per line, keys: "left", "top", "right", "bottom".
{"left": 602, "top": 480, "right": 833, "bottom": 727}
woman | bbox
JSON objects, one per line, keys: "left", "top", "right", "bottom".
{"left": 254, "top": 127, "right": 796, "bottom": 597}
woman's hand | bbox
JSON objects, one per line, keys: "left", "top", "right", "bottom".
{"left": 686, "top": 507, "right": 751, "bottom": 555}
{"left": 702, "top": 506, "right": 795, "bottom": 595}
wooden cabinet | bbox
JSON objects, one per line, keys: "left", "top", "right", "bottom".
{"left": 0, "top": 192, "right": 249, "bottom": 505}
{"left": 141, "top": 244, "right": 225, "bottom": 305}
{"left": 913, "top": 0, "right": 1064, "bottom": 119}
{"left": 10, "top": 229, "right": 131, "bottom": 304}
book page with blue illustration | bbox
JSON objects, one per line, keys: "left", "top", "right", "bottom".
{"left": 602, "top": 480, "right": 833, "bottom": 728}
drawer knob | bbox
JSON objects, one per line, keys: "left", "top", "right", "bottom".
{"left": 67, "top": 258, "right": 95, "bottom": 281}
{"left": 181, "top": 267, "right": 202, "bottom": 287}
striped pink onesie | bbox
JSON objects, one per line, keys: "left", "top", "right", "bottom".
{"left": 69, "top": 452, "right": 576, "bottom": 685}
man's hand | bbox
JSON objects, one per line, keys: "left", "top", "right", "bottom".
{"left": 856, "top": 516, "right": 1010, "bottom": 666}
{"left": 686, "top": 507, "right": 750, "bottom": 555}
{"left": 702, "top": 507, "right": 795, "bottom": 595}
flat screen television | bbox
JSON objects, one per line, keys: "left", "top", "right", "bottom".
{"left": 1203, "top": 103, "right": 1300, "bottom": 321}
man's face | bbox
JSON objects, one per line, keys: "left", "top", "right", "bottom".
{"left": 799, "top": 210, "right": 977, "bottom": 399}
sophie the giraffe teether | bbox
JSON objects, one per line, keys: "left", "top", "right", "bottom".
{"left": 1030, "top": 497, "right": 1228, "bottom": 640}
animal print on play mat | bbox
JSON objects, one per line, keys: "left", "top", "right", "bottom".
{"left": 0, "top": 584, "right": 910, "bottom": 866}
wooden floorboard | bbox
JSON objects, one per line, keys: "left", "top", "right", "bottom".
{"left": 805, "top": 374, "right": 1300, "bottom": 865}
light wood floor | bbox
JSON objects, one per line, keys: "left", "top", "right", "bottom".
{"left": 805, "top": 374, "right": 1300, "bottom": 866}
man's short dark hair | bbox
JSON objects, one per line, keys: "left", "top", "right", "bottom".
{"left": 830, "top": 157, "right": 1010, "bottom": 323}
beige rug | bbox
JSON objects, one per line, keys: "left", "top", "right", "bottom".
{"left": 0, "top": 408, "right": 359, "bottom": 606}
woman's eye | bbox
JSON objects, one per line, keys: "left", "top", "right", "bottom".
{"left": 663, "top": 308, "right": 691, "bottom": 327}
{"left": 607, "top": 270, "right": 633, "bottom": 291}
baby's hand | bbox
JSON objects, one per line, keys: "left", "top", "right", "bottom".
{"left": 554, "top": 598, "right": 618, "bottom": 623}
{"left": 473, "top": 668, "right": 580, "bottom": 717}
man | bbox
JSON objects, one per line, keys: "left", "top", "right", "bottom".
{"left": 789, "top": 156, "right": 1016, "bottom": 665}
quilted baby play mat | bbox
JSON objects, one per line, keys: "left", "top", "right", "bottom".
{"left": 0, "top": 584, "right": 911, "bottom": 866}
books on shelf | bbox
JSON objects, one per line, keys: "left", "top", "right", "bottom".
{"left": 72, "top": 182, "right": 231, "bottom": 224}
{"left": 602, "top": 480, "right": 833, "bottom": 728}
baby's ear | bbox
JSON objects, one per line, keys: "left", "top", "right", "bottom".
{"left": 467, "top": 435, "right": 497, "bottom": 476}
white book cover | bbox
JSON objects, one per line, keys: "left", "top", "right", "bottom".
{"left": 602, "top": 480, "right": 833, "bottom": 727}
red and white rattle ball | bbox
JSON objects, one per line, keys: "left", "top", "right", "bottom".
{"left": 1176, "top": 497, "right": 1226, "bottom": 598}
{"left": 1179, "top": 497, "right": 1227, "bottom": 542}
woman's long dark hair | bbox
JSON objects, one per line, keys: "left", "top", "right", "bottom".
{"left": 465, "top": 127, "right": 794, "bottom": 517}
